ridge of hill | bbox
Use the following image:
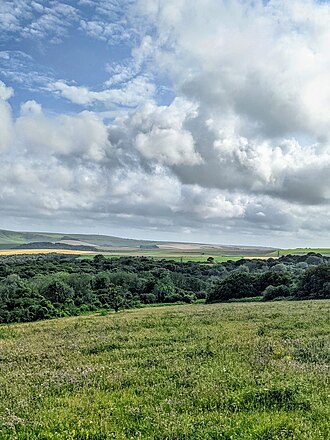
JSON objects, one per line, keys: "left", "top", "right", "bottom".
{"left": 0, "top": 229, "right": 156, "bottom": 249}
{"left": 0, "top": 228, "right": 276, "bottom": 255}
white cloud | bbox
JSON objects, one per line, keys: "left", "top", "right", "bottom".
{"left": 129, "top": 0, "right": 330, "bottom": 206}
{"left": 136, "top": 127, "right": 201, "bottom": 166}
{"left": 144, "top": 0, "right": 330, "bottom": 137}
{"left": 16, "top": 105, "right": 109, "bottom": 161}
{"left": 0, "top": 101, "right": 13, "bottom": 151}
{"left": 50, "top": 76, "right": 155, "bottom": 107}
{"left": 0, "top": 81, "right": 14, "bottom": 150}
{"left": 0, "top": 80, "right": 13, "bottom": 100}
{"left": 79, "top": 19, "right": 129, "bottom": 44}
{"left": 20, "top": 100, "right": 42, "bottom": 115}
{"left": 107, "top": 98, "right": 202, "bottom": 166}
{"left": 78, "top": 0, "right": 136, "bottom": 44}
{"left": 0, "top": 1, "right": 79, "bottom": 42}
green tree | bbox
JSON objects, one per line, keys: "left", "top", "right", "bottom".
{"left": 207, "top": 272, "right": 259, "bottom": 302}
{"left": 153, "top": 278, "right": 176, "bottom": 302}
{"left": 297, "top": 265, "right": 330, "bottom": 299}
{"left": 42, "top": 279, "right": 74, "bottom": 306}
{"left": 108, "top": 286, "right": 127, "bottom": 312}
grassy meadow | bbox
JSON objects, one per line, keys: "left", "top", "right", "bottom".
{"left": 1, "top": 301, "right": 330, "bottom": 439}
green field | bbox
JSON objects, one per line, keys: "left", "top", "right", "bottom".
{"left": 1, "top": 301, "right": 330, "bottom": 439}
{"left": 78, "top": 253, "right": 245, "bottom": 263}
{"left": 280, "top": 248, "right": 330, "bottom": 255}
{"left": 145, "top": 255, "right": 243, "bottom": 263}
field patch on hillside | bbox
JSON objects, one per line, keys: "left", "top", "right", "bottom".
{"left": 0, "top": 249, "right": 96, "bottom": 256}
{"left": 280, "top": 248, "right": 330, "bottom": 255}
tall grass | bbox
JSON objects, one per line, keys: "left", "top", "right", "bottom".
{"left": 1, "top": 301, "right": 330, "bottom": 439}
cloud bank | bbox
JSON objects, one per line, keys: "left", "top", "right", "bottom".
{"left": 1, "top": 0, "right": 330, "bottom": 246}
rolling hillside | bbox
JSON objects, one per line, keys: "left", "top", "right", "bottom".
{"left": 0, "top": 229, "right": 157, "bottom": 250}
{"left": 0, "top": 228, "right": 276, "bottom": 256}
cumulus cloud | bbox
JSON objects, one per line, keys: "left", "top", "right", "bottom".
{"left": 20, "top": 100, "right": 42, "bottom": 115}
{"left": 135, "top": 127, "right": 201, "bottom": 166}
{"left": 0, "top": 89, "right": 261, "bottom": 242}
{"left": 15, "top": 104, "right": 110, "bottom": 161}
{"left": 132, "top": 99, "right": 202, "bottom": 165}
{"left": 131, "top": 0, "right": 330, "bottom": 209}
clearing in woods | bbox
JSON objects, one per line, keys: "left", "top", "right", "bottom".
{"left": 1, "top": 301, "right": 330, "bottom": 439}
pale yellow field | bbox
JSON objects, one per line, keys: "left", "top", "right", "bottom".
{"left": 0, "top": 249, "right": 96, "bottom": 256}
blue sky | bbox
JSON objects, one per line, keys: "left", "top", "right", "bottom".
{"left": 0, "top": 0, "right": 172, "bottom": 115}
{"left": 1, "top": 0, "right": 330, "bottom": 247}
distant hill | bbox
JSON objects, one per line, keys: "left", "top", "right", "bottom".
{"left": 13, "top": 242, "right": 98, "bottom": 252}
{"left": 0, "top": 228, "right": 276, "bottom": 255}
{"left": 0, "top": 229, "right": 158, "bottom": 249}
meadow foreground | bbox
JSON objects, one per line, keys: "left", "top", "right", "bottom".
{"left": 1, "top": 301, "right": 330, "bottom": 439}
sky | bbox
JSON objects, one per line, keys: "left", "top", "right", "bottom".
{"left": 1, "top": 0, "right": 330, "bottom": 247}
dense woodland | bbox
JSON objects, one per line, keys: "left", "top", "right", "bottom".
{"left": 0, "top": 252, "right": 330, "bottom": 323}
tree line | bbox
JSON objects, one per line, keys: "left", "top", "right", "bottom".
{"left": 0, "top": 252, "right": 329, "bottom": 323}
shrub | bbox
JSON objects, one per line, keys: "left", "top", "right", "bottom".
{"left": 263, "top": 284, "right": 292, "bottom": 301}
